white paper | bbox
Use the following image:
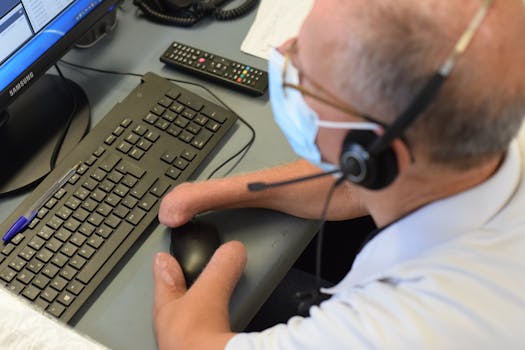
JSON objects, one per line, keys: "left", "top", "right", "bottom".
{"left": 241, "top": 0, "right": 314, "bottom": 60}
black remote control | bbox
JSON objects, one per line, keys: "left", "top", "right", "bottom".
{"left": 160, "top": 41, "right": 268, "bottom": 97}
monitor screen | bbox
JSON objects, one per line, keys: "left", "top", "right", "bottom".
{"left": 0, "top": 0, "right": 119, "bottom": 195}
{"left": 0, "top": 0, "right": 118, "bottom": 108}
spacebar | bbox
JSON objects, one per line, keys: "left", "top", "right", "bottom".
{"left": 77, "top": 222, "right": 134, "bottom": 284}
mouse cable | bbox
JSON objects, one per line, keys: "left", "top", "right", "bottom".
{"left": 58, "top": 59, "right": 256, "bottom": 180}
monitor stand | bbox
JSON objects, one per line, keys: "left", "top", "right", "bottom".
{"left": 0, "top": 74, "right": 90, "bottom": 196}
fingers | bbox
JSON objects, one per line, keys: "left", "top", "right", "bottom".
{"left": 158, "top": 191, "right": 184, "bottom": 227}
{"left": 158, "top": 182, "right": 202, "bottom": 227}
{"left": 190, "top": 241, "right": 247, "bottom": 304}
{"left": 153, "top": 252, "right": 187, "bottom": 314}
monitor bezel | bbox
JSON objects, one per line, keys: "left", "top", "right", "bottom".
{"left": 0, "top": 0, "right": 120, "bottom": 109}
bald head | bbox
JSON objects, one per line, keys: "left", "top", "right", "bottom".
{"left": 301, "top": 0, "right": 525, "bottom": 169}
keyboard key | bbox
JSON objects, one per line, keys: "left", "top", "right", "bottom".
{"left": 201, "top": 105, "right": 227, "bottom": 123}
{"left": 51, "top": 254, "right": 68, "bottom": 268}
{"left": 161, "top": 151, "right": 177, "bottom": 164}
{"left": 33, "top": 274, "right": 50, "bottom": 289}
{"left": 173, "top": 158, "right": 189, "bottom": 170}
{"left": 47, "top": 302, "right": 65, "bottom": 318}
{"left": 16, "top": 269, "right": 34, "bottom": 284}
{"left": 27, "top": 259, "right": 44, "bottom": 274}
{"left": 55, "top": 228, "right": 72, "bottom": 242}
{"left": 11, "top": 233, "right": 25, "bottom": 245}
{"left": 0, "top": 267, "right": 16, "bottom": 283}
{"left": 192, "top": 129, "right": 213, "bottom": 149}
{"left": 22, "top": 285, "right": 40, "bottom": 301}
{"left": 1, "top": 243, "right": 15, "bottom": 255}
{"left": 150, "top": 180, "right": 171, "bottom": 197}
{"left": 130, "top": 175, "right": 157, "bottom": 199}
{"left": 64, "top": 218, "right": 81, "bottom": 232}
{"left": 50, "top": 276, "right": 68, "bottom": 291}
{"left": 6, "top": 280, "right": 25, "bottom": 294}
{"left": 45, "top": 238, "right": 63, "bottom": 252}
{"left": 166, "top": 167, "right": 181, "bottom": 180}
{"left": 87, "top": 235, "right": 104, "bottom": 249}
{"left": 144, "top": 113, "right": 159, "bottom": 125}
{"left": 9, "top": 257, "right": 26, "bottom": 271}
{"left": 59, "top": 266, "right": 77, "bottom": 281}
{"left": 125, "top": 208, "right": 146, "bottom": 226}
{"left": 42, "top": 264, "right": 59, "bottom": 279}
{"left": 47, "top": 217, "right": 64, "bottom": 230}
{"left": 18, "top": 246, "right": 36, "bottom": 261}
{"left": 36, "top": 249, "right": 53, "bottom": 263}
{"left": 121, "top": 196, "right": 138, "bottom": 209}
{"left": 105, "top": 215, "right": 122, "bottom": 229}
{"left": 27, "top": 236, "right": 45, "bottom": 250}
{"left": 67, "top": 280, "right": 85, "bottom": 296}
{"left": 145, "top": 130, "right": 160, "bottom": 142}
{"left": 65, "top": 197, "right": 81, "bottom": 210}
{"left": 116, "top": 161, "right": 146, "bottom": 179}
{"left": 41, "top": 287, "right": 59, "bottom": 303}
{"left": 138, "top": 194, "right": 158, "bottom": 211}
{"left": 34, "top": 298, "right": 49, "bottom": 311}
{"left": 178, "top": 94, "right": 204, "bottom": 111}
{"left": 99, "top": 153, "right": 121, "bottom": 172}
{"left": 79, "top": 223, "right": 96, "bottom": 237}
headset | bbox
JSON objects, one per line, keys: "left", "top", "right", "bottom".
{"left": 133, "top": 0, "right": 259, "bottom": 26}
{"left": 338, "top": 73, "right": 446, "bottom": 190}
{"left": 248, "top": 73, "right": 446, "bottom": 192}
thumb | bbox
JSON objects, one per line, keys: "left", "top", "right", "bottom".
{"left": 153, "top": 252, "right": 187, "bottom": 314}
{"left": 189, "top": 241, "right": 247, "bottom": 305}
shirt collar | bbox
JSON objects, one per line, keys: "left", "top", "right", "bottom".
{"left": 325, "top": 139, "right": 522, "bottom": 291}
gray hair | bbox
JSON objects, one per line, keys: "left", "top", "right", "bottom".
{"left": 335, "top": 0, "right": 525, "bottom": 170}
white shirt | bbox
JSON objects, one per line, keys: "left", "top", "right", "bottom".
{"left": 0, "top": 287, "right": 107, "bottom": 349}
{"left": 227, "top": 132, "right": 525, "bottom": 349}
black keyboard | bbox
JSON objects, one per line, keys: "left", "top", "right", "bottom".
{"left": 0, "top": 72, "right": 237, "bottom": 322}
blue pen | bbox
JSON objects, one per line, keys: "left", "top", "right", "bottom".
{"left": 2, "top": 162, "right": 81, "bottom": 243}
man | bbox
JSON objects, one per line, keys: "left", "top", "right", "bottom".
{"left": 153, "top": 0, "right": 525, "bottom": 349}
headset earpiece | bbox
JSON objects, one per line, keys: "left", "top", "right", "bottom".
{"left": 340, "top": 130, "right": 398, "bottom": 190}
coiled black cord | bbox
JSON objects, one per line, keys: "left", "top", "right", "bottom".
{"left": 214, "top": 0, "right": 259, "bottom": 21}
{"left": 133, "top": 0, "right": 204, "bottom": 26}
{"left": 133, "top": 0, "right": 258, "bottom": 26}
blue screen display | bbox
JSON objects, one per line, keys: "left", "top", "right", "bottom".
{"left": 0, "top": 0, "right": 105, "bottom": 91}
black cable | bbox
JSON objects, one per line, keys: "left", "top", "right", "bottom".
{"left": 58, "top": 59, "right": 255, "bottom": 179}
{"left": 214, "top": 0, "right": 259, "bottom": 21}
{"left": 50, "top": 64, "right": 78, "bottom": 170}
{"left": 295, "top": 176, "right": 345, "bottom": 316}
{"left": 133, "top": 0, "right": 203, "bottom": 26}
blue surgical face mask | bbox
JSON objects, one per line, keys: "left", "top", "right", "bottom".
{"left": 268, "top": 48, "right": 379, "bottom": 172}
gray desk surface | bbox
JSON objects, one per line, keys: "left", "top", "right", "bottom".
{"left": 0, "top": 1, "right": 319, "bottom": 349}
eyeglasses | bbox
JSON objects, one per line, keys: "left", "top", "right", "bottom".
{"left": 281, "top": 0, "right": 493, "bottom": 135}
{"left": 281, "top": 39, "right": 382, "bottom": 125}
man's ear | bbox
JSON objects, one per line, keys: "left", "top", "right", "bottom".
{"left": 390, "top": 138, "right": 413, "bottom": 175}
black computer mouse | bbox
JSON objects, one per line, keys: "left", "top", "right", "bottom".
{"left": 169, "top": 220, "right": 222, "bottom": 286}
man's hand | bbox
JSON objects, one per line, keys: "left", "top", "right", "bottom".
{"left": 153, "top": 241, "right": 247, "bottom": 350}
{"left": 158, "top": 182, "right": 203, "bottom": 228}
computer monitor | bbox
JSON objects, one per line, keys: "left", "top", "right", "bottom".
{"left": 0, "top": 0, "right": 119, "bottom": 196}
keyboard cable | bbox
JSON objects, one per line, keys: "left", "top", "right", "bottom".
{"left": 58, "top": 59, "right": 256, "bottom": 180}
